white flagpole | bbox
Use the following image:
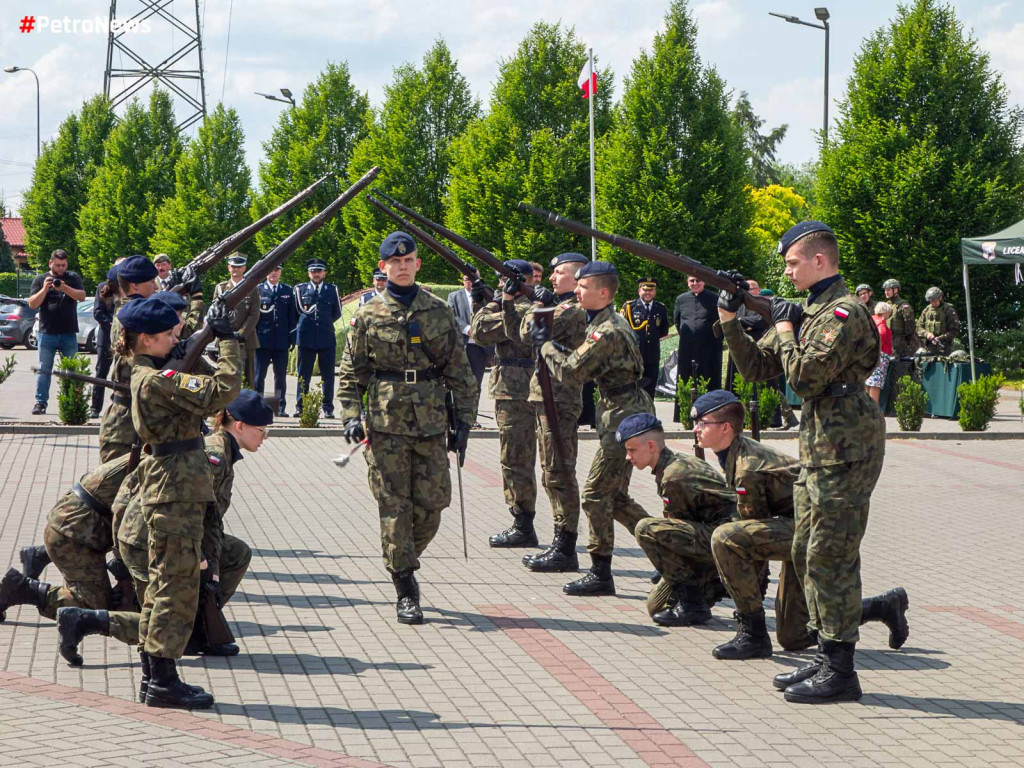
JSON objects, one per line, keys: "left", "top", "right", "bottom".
{"left": 589, "top": 47, "right": 597, "bottom": 261}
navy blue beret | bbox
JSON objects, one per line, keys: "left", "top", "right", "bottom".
{"left": 504, "top": 259, "right": 534, "bottom": 276}
{"left": 615, "top": 413, "right": 663, "bottom": 443}
{"left": 118, "top": 255, "right": 158, "bottom": 284}
{"left": 692, "top": 389, "right": 740, "bottom": 421}
{"left": 226, "top": 389, "right": 275, "bottom": 427}
{"left": 550, "top": 252, "right": 589, "bottom": 268}
{"left": 379, "top": 231, "right": 417, "bottom": 260}
{"left": 106, "top": 265, "right": 119, "bottom": 282}
{"left": 306, "top": 258, "right": 327, "bottom": 270}
{"left": 777, "top": 220, "right": 835, "bottom": 257}
{"left": 576, "top": 260, "right": 618, "bottom": 280}
{"left": 152, "top": 291, "right": 188, "bottom": 312}
{"left": 372, "top": 268, "right": 386, "bottom": 280}
{"left": 226, "top": 254, "right": 247, "bottom": 267}
{"left": 117, "top": 296, "right": 181, "bottom": 334}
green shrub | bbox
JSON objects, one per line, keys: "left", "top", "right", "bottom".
{"left": 957, "top": 373, "right": 1005, "bottom": 432}
{"left": 0, "top": 271, "right": 38, "bottom": 298}
{"left": 57, "top": 353, "right": 91, "bottom": 425}
{"left": 975, "top": 328, "right": 1024, "bottom": 379}
{"left": 298, "top": 384, "right": 324, "bottom": 428}
{"left": 758, "top": 386, "right": 782, "bottom": 429}
{"left": 0, "top": 354, "right": 15, "bottom": 385}
{"left": 894, "top": 375, "right": 927, "bottom": 432}
{"left": 677, "top": 375, "right": 710, "bottom": 429}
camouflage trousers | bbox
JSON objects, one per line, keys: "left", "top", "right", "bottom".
{"left": 366, "top": 430, "right": 448, "bottom": 573}
{"left": 41, "top": 526, "right": 139, "bottom": 645}
{"left": 581, "top": 430, "right": 648, "bottom": 556}
{"left": 496, "top": 399, "right": 537, "bottom": 517}
{"left": 793, "top": 456, "right": 883, "bottom": 643}
{"left": 635, "top": 516, "right": 717, "bottom": 587}
{"left": 534, "top": 400, "right": 582, "bottom": 534}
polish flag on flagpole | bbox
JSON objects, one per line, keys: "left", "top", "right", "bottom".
{"left": 578, "top": 58, "right": 597, "bottom": 99}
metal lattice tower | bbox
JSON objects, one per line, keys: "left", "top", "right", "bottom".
{"left": 103, "top": 0, "right": 207, "bottom": 132}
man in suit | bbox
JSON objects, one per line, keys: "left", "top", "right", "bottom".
{"left": 447, "top": 268, "right": 492, "bottom": 421}
{"left": 673, "top": 275, "right": 722, "bottom": 420}
{"left": 214, "top": 254, "right": 261, "bottom": 387}
{"left": 620, "top": 276, "right": 669, "bottom": 399}
{"left": 256, "top": 265, "right": 297, "bottom": 417}
{"left": 294, "top": 258, "right": 343, "bottom": 418}
{"left": 359, "top": 268, "right": 388, "bottom": 306}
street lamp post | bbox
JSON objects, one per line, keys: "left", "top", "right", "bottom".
{"left": 3, "top": 66, "right": 40, "bottom": 158}
{"left": 769, "top": 7, "right": 830, "bottom": 143}
{"left": 255, "top": 88, "right": 296, "bottom": 109}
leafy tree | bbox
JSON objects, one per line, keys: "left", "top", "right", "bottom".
{"left": 0, "top": 223, "right": 13, "bottom": 274}
{"left": 251, "top": 62, "right": 370, "bottom": 291}
{"left": 446, "top": 22, "right": 614, "bottom": 263}
{"left": 732, "top": 91, "right": 788, "bottom": 187}
{"left": 597, "top": 0, "right": 753, "bottom": 302}
{"left": 344, "top": 41, "right": 480, "bottom": 284}
{"left": 76, "top": 90, "right": 183, "bottom": 283}
{"left": 151, "top": 104, "right": 252, "bottom": 270}
{"left": 815, "top": 0, "right": 1024, "bottom": 330}
{"left": 747, "top": 184, "right": 808, "bottom": 296}
{"left": 21, "top": 95, "right": 115, "bottom": 274}
{"left": 776, "top": 160, "right": 818, "bottom": 209}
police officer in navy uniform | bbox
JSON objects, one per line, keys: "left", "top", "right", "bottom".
{"left": 620, "top": 276, "right": 669, "bottom": 399}
{"left": 359, "top": 268, "right": 387, "bottom": 306}
{"left": 294, "top": 257, "right": 343, "bottom": 418}
{"left": 256, "top": 265, "right": 297, "bottom": 417}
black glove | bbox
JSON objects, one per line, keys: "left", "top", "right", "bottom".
{"left": 108, "top": 585, "right": 124, "bottom": 610}
{"left": 342, "top": 417, "right": 366, "bottom": 445}
{"left": 106, "top": 557, "right": 130, "bottom": 582}
{"left": 716, "top": 270, "right": 748, "bottom": 313}
{"left": 530, "top": 319, "right": 553, "bottom": 348}
{"left": 201, "top": 570, "right": 223, "bottom": 609}
{"left": 501, "top": 275, "right": 523, "bottom": 298}
{"left": 769, "top": 296, "right": 804, "bottom": 326}
{"left": 205, "top": 301, "right": 236, "bottom": 339}
{"left": 469, "top": 279, "right": 488, "bottom": 303}
{"left": 448, "top": 420, "right": 470, "bottom": 467}
{"left": 169, "top": 339, "right": 190, "bottom": 360}
{"left": 532, "top": 286, "right": 556, "bottom": 307}
{"left": 180, "top": 266, "right": 202, "bottom": 296}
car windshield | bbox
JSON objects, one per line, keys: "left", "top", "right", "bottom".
{"left": 78, "top": 298, "right": 95, "bottom": 314}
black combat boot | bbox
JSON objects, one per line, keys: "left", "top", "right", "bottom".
{"left": 784, "top": 640, "right": 862, "bottom": 703}
{"left": 392, "top": 570, "right": 423, "bottom": 625}
{"left": 713, "top": 610, "right": 773, "bottom": 660}
{"left": 139, "top": 651, "right": 151, "bottom": 701}
{"left": 20, "top": 545, "right": 51, "bottom": 580}
{"left": 773, "top": 639, "right": 823, "bottom": 690}
{"left": 56, "top": 608, "right": 110, "bottom": 667}
{"left": 145, "top": 657, "right": 215, "bottom": 709}
{"left": 562, "top": 554, "right": 615, "bottom": 596}
{"left": 652, "top": 582, "right": 712, "bottom": 626}
{"left": 489, "top": 510, "right": 538, "bottom": 548}
{"left": 524, "top": 528, "right": 579, "bottom": 573}
{"left": 782, "top": 410, "right": 799, "bottom": 430}
{"left": 0, "top": 567, "right": 50, "bottom": 618}
{"left": 861, "top": 587, "right": 909, "bottom": 650}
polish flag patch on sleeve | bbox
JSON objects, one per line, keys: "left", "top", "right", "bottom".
{"left": 736, "top": 486, "right": 747, "bottom": 495}
{"left": 833, "top": 307, "right": 850, "bottom": 320}
{"left": 350, "top": 317, "right": 357, "bottom": 326}
{"left": 208, "top": 454, "right": 221, "bottom": 466}
{"left": 161, "top": 370, "right": 176, "bottom": 378}
{"left": 661, "top": 496, "right": 670, "bottom": 505}
{"left": 591, "top": 331, "right": 603, "bottom": 341}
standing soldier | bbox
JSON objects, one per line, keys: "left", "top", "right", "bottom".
{"left": 214, "top": 254, "right": 261, "bottom": 387}
{"left": 855, "top": 284, "right": 877, "bottom": 315}
{"left": 359, "top": 268, "right": 388, "bottom": 306}
{"left": 882, "top": 278, "right": 919, "bottom": 357}
{"left": 337, "top": 232, "right": 477, "bottom": 625}
{"left": 916, "top": 287, "right": 959, "bottom": 356}
{"left": 472, "top": 260, "right": 539, "bottom": 548}
{"left": 620, "top": 276, "right": 669, "bottom": 399}
{"left": 719, "top": 221, "right": 886, "bottom": 704}
{"left": 294, "top": 258, "right": 343, "bottom": 418}
{"left": 256, "top": 265, "right": 296, "bottom": 417}
{"left": 531, "top": 261, "right": 654, "bottom": 596}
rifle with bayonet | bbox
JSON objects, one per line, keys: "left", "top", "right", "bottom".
{"left": 168, "top": 173, "right": 331, "bottom": 295}
{"left": 166, "top": 166, "right": 380, "bottom": 374}
{"left": 32, "top": 366, "right": 129, "bottom": 395}
{"left": 517, "top": 202, "right": 771, "bottom": 322}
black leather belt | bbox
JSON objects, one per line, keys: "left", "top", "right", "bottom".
{"left": 148, "top": 436, "right": 204, "bottom": 457}
{"left": 495, "top": 357, "right": 534, "bottom": 368}
{"left": 599, "top": 381, "right": 640, "bottom": 399}
{"left": 806, "top": 382, "right": 863, "bottom": 399}
{"left": 373, "top": 369, "right": 441, "bottom": 384}
{"left": 111, "top": 393, "right": 131, "bottom": 406}
{"left": 72, "top": 482, "right": 111, "bottom": 517}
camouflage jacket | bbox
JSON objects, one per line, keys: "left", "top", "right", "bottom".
{"left": 181, "top": 291, "right": 205, "bottom": 340}
{"left": 917, "top": 302, "right": 959, "bottom": 352}
{"left": 338, "top": 286, "right": 478, "bottom": 436}
{"left": 540, "top": 304, "right": 652, "bottom": 435}
{"left": 723, "top": 278, "right": 885, "bottom": 467}
{"left": 47, "top": 455, "right": 132, "bottom": 552}
{"left": 888, "top": 296, "right": 919, "bottom": 355}
{"left": 469, "top": 295, "right": 533, "bottom": 401}
{"left": 519, "top": 295, "right": 589, "bottom": 405}
{"left": 653, "top": 447, "right": 736, "bottom": 525}
{"left": 723, "top": 435, "right": 800, "bottom": 520}
{"left": 214, "top": 280, "right": 260, "bottom": 348}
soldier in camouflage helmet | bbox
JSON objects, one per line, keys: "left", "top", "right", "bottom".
{"left": 337, "top": 232, "right": 478, "bottom": 626}
{"left": 718, "top": 222, "right": 886, "bottom": 704}
{"left": 917, "top": 287, "right": 960, "bottom": 356}
{"left": 854, "top": 284, "right": 877, "bottom": 315}
{"left": 470, "top": 259, "right": 539, "bottom": 548}
{"left": 881, "top": 278, "right": 920, "bottom": 357}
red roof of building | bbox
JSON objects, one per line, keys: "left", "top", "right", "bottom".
{"left": 1, "top": 218, "right": 26, "bottom": 247}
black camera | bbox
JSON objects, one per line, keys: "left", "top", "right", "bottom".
{"left": 51, "top": 278, "right": 63, "bottom": 288}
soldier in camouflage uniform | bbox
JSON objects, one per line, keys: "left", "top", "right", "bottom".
{"left": 882, "top": 278, "right": 920, "bottom": 357}
{"left": 214, "top": 254, "right": 261, "bottom": 387}
{"left": 916, "top": 287, "right": 960, "bottom": 356}
{"left": 338, "top": 232, "right": 478, "bottom": 626}
{"left": 470, "top": 260, "right": 539, "bottom": 548}
{"left": 531, "top": 261, "right": 654, "bottom": 596}
{"left": 720, "top": 221, "right": 886, "bottom": 704}
{"left": 614, "top": 413, "right": 735, "bottom": 626}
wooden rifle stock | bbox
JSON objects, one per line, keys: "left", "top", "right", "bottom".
{"left": 33, "top": 366, "right": 129, "bottom": 394}
{"left": 518, "top": 202, "right": 771, "bottom": 322}
{"left": 749, "top": 381, "right": 761, "bottom": 441}
{"left": 531, "top": 308, "right": 567, "bottom": 471}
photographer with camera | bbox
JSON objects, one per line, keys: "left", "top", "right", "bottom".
{"left": 27, "top": 249, "right": 86, "bottom": 415}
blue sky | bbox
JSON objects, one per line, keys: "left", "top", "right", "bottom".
{"left": 2, "top": 1, "right": 1023, "bottom": 215}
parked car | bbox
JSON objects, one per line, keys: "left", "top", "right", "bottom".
{"left": 27, "top": 297, "right": 101, "bottom": 354}
{"left": 0, "top": 297, "right": 38, "bottom": 349}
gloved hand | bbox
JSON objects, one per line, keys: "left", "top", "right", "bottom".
{"left": 531, "top": 286, "right": 556, "bottom": 307}
{"left": 205, "top": 301, "right": 236, "bottom": 339}
{"left": 448, "top": 420, "right": 470, "bottom": 467}
{"left": 180, "top": 266, "right": 202, "bottom": 296}
{"left": 342, "top": 417, "right": 366, "bottom": 445}
{"left": 769, "top": 296, "right": 804, "bottom": 327}
{"left": 108, "top": 585, "right": 124, "bottom": 610}
{"left": 469, "top": 279, "right": 488, "bottom": 303}
{"left": 200, "top": 570, "right": 223, "bottom": 609}
{"left": 716, "top": 270, "right": 748, "bottom": 313}
{"left": 501, "top": 275, "right": 523, "bottom": 298}
{"left": 106, "top": 556, "right": 130, "bottom": 582}
{"left": 169, "top": 339, "right": 190, "bottom": 359}
{"left": 530, "top": 319, "right": 552, "bottom": 348}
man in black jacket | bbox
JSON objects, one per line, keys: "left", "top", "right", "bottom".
{"left": 672, "top": 275, "right": 722, "bottom": 421}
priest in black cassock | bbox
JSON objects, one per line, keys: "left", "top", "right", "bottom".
{"left": 672, "top": 274, "right": 722, "bottom": 421}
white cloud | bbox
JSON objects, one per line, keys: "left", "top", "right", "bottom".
{"left": 976, "top": 23, "right": 1024, "bottom": 108}
{"left": 693, "top": 0, "right": 745, "bottom": 42}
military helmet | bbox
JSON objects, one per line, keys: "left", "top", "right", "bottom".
{"left": 855, "top": 283, "right": 872, "bottom": 294}
{"left": 882, "top": 278, "right": 901, "bottom": 290}
{"left": 925, "top": 286, "right": 943, "bottom": 301}
{"left": 948, "top": 349, "right": 969, "bottom": 362}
